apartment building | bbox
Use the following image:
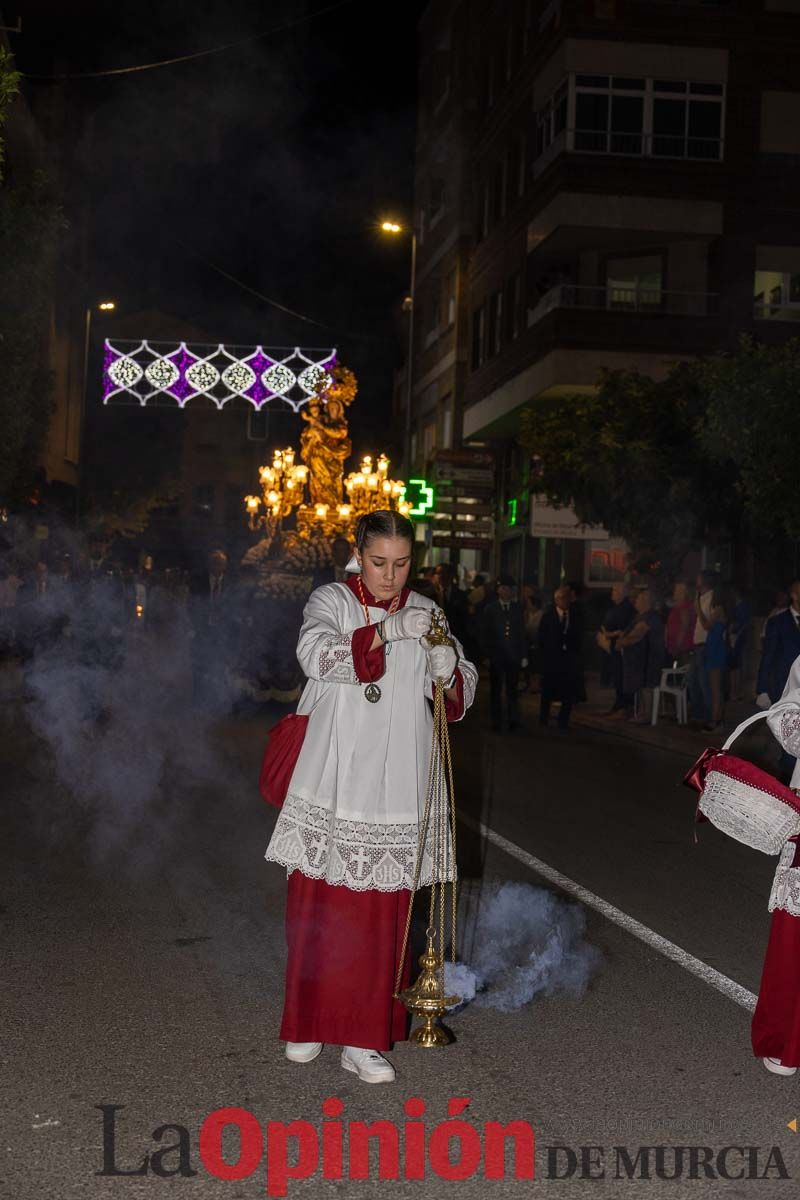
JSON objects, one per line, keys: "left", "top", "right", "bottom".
{"left": 408, "top": 0, "right": 800, "bottom": 584}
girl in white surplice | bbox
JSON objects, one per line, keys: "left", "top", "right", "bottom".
{"left": 265, "top": 510, "right": 477, "bottom": 1083}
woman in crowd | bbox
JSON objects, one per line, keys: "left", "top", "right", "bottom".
{"left": 618, "top": 588, "right": 665, "bottom": 724}
{"left": 727, "top": 587, "right": 753, "bottom": 702}
{"left": 265, "top": 510, "right": 478, "bottom": 1083}
{"left": 702, "top": 585, "right": 730, "bottom": 733}
{"left": 665, "top": 579, "right": 695, "bottom": 666}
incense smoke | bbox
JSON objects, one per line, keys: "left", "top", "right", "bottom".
{"left": 15, "top": 575, "right": 249, "bottom": 874}
{"left": 444, "top": 880, "right": 602, "bottom": 1013}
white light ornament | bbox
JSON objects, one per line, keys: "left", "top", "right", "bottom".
{"left": 102, "top": 341, "right": 337, "bottom": 410}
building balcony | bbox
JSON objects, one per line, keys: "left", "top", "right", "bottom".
{"left": 754, "top": 303, "right": 800, "bottom": 323}
{"left": 527, "top": 284, "right": 719, "bottom": 326}
{"left": 534, "top": 129, "right": 724, "bottom": 179}
{"left": 463, "top": 292, "right": 727, "bottom": 439}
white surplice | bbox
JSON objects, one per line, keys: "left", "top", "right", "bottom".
{"left": 265, "top": 582, "right": 477, "bottom": 892}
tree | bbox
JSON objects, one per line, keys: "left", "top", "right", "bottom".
{"left": 0, "top": 46, "right": 19, "bottom": 184}
{"left": 700, "top": 337, "right": 800, "bottom": 541}
{"left": 0, "top": 49, "right": 64, "bottom": 503}
{"left": 519, "top": 361, "right": 740, "bottom": 577}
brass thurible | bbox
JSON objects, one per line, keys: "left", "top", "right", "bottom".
{"left": 397, "top": 926, "right": 459, "bottom": 1047}
{"left": 394, "top": 606, "right": 461, "bottom": 1047}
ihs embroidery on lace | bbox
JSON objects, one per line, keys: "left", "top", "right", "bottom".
{"left": 780, "top": 711, "right": 800, "bottom": 757}
{"left": 265, "top": 794, "right": 455, "bottom": 892}
{"left": 317, "top": 633, "right": 359, "bottom": 684}
{"left": 769, "top": 840, "right": 800, "bottom": 917}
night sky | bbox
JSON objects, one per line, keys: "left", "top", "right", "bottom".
{"left": 11, "top": 0, "right": 425, "bottom": 443}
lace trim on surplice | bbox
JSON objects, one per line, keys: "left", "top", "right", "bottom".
{"left": 265, "top": 793, "right": 455, "bottom": 892}
{"left": 769, "top": 839, "right": 800, "bottom": 918}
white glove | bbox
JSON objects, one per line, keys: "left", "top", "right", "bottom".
{"left": 423, "top": 640, "right": 458, "bottom": 683}
{"left": 756, "top": 692, "right": 772, "bottom": 710}
{"left": 382, "top": 606, "right": 431, "bottom": 641}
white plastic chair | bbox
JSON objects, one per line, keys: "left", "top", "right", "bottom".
{"left": 651, "top": 663, "right": 690, "bottom": 726}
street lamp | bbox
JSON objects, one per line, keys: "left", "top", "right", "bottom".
{"left": 379, "top": 219, "right": 417, "bottom": 480}
{"left": 77, "top": 299, "right": 117, "bottom": 527}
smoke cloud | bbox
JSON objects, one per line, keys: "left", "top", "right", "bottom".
{"left": 14, "top": 573, "right": 246, "bottom": 875}
{"left": 445, "top": 879, "right": 602, "bottom": 1013}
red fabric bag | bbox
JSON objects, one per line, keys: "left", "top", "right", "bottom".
{"left": 682, "top": 707, "right": 800, "bottom": 854}
{"left": 259, "top": 713, "right": 309, "bottom": 808}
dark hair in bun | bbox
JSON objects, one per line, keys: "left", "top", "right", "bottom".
{"left": 355, "top": 509, "right": 415, "bottom": 552}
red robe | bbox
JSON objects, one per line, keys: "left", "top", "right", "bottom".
{"left": 752, "top": 835, "right": 800, "bottom": 1066}
{"left": 279, "top": 576, "right": 465, "bottom": 1049}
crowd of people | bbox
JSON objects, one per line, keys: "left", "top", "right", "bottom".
{"left": 3, "top": 523, "right": 797, "bottom": 745}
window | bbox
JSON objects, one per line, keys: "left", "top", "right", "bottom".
{"left": 423, "top": 288, "right": 441, "bottom": 348}
{"left": 423, "top": 419, "right": 437, "bottom": 462}
{"left": 504, "top": 24, "right": 514, "bottom": 82}
{"left": 445, "top": 269, "right": 457, "bottom": 327}
{"left": 440, "top": 395, "right": 453, "bottom": 450}
{"left": 491, "top": 160, "right": 506, "bottom": 225}
{"left": 754, "top": 270, "right": 800, "bottom": 320}
{"left": 506, "top": 135, "right": 526, "bottom": 205}
{"left": 485, "top": 51, "right": 496, "bottom": 111}
{"left": 652, "top": 80, "right": 723, "bottom": 160}
{"left": 536, "top": 75, "right": 725, "bottom": 164}
{"left": 471, "top": 305, "right": 486, "bottom": 369}
{"left": 430, "top": 177, "right": 446, "bottom": 225}
{"left": 536, "top": 82, "right": 568, "bottom": 158}
{"left": 488, "top": 290, "right": 504, "bottom": 357}
{"left": 505, "top": 273, "right": 521, "bottom": 341}
{"left": 194, "top": 484, "right": 215, "bottom": 518}
{"left": 478, "top": 181, "right": 490, "bottom": 241}
{"left": 605, "top": 255, "right": 663, "bottom": 310}
{"left": 761, "top": 91, "right": 800, "bottom": 156}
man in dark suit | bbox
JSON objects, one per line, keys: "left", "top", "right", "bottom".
{"left": 481, "top": 573, "right": 527, "bottom": 732}
{"left": 189, "top": 548, "right": 240, "bottom": 708}
{"left": 757, "top": 579, "right": 800, "bottom": 704}
{"left": 434, "top": 562, "right": 470, "bottom": 650}
{"left": 538, "top": 585, "right": 582, "bottom": 731}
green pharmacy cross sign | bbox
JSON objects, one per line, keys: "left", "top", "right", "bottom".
{"left": 402, "top": 478, "right": 434, "bottom": 517}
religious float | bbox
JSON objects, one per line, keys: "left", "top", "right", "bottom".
{"left": 238, "top": 366, "right": 412, "bottom": 700}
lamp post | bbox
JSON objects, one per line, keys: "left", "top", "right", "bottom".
{"left": 380, "top": 220, "right": 417, "bottom": 480}
{"left": 77, "top": 299, "right": 116, "bottom": 528}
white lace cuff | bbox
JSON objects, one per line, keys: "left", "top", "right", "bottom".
{"left": 317, "top": 632, "right": 359, "bottom": 684}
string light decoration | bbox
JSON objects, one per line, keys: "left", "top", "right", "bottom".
{"left": 103, "top": 341, "right": 336, "bottom": 410}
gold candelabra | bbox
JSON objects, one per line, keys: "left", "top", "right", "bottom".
{"left": 344, "top": 454, "right": 412, "bottom": 522}
{"left": 245, "top": 447, "right": 309, "bottom": 538}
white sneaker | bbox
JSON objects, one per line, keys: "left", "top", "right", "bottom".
{"left": 341, "top": 1046, "right": 396, "bottom": 1083}
{"left": 285, "top": 1041, "right": 323, "bottom": 1063}
{"left": 763, "top": 1056, "right": 797, "bottom": 1076}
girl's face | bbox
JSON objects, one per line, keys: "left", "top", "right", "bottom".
{"left": 357, "top": 535, "right": 413, "bottom": 600}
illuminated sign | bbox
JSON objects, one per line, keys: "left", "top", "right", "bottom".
{"left": 402, "top": 478, "right": 434, "bottom": 517}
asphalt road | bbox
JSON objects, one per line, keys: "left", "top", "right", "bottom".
{"left": 2, "top": 671, "right": 799, "bottom": 1199}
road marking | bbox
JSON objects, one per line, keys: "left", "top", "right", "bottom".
{"left": 459, "top": 813, "right": 758, "bottom": 1013}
